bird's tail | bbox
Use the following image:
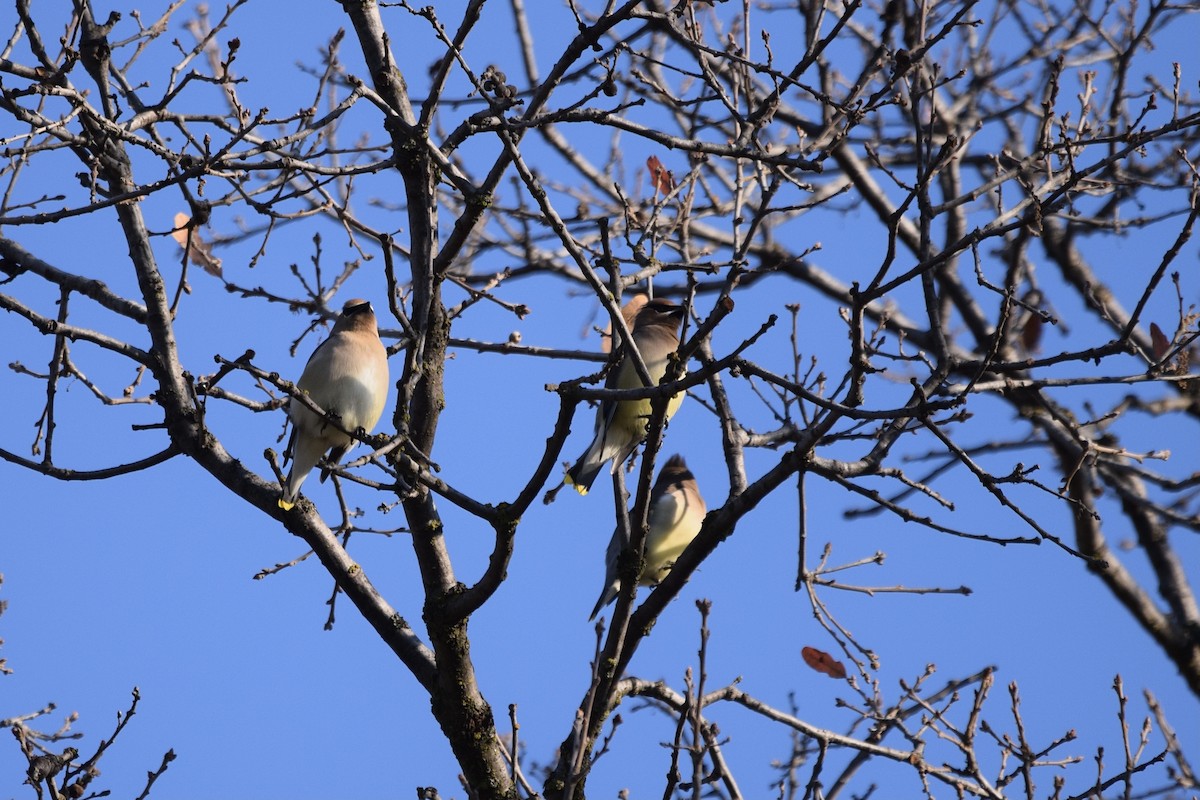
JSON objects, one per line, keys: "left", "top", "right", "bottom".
{"left": 278, "top": 433, "right": 326, "bottom": 510}
{"left": 589, "top": 581, "right": 618, "bottom": 621}
{"left": 278, "top": 467, "right": 302, "bottom": 510}
{"left": 565, "top": 437, "right": 606, "bottom": 495}
{"left": 565, "top": 421, "right": 642, "bottom": 495}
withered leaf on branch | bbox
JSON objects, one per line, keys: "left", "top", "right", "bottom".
{"left": 646, "top": 155, "right": 674, "bottom": 196}
{"left": 171, "top": 212, "right": 223, "bottom": 277}
{"left": 1021, "top": 313, "right": 1044, "bottom": 354}
{"left": 801, "top": 646, "right": 847, "bottom": 679}
{"left": 1150, "top": 322, "right": 1171, "bottom": 361}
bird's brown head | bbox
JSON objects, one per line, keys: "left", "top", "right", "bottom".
{"left": 341, "top": 298, "right": 373, "bottom": 316}
{"left": 653, "top": 453, "right": 704, "bottom": 511}
{"left": 634, "top": 298, "right": 685, "bottom": 332}
{"left": 335, "top": 298, "right": 378, "bottom": 332}
{"left": 656, "top": 453, "right": 693, "bottom": 486}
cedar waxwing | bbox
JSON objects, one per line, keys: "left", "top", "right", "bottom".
{"left": 590, "top": 454, "right": 706, "bottom": 620}
{"left": 278, "top": 299, "right": 389, "bottom": 510}
{"left": 565, "top": 298, "right": 686, "bottom": 494}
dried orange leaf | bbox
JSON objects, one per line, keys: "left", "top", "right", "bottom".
{"left": 646, "top": 155, "right": 674, "bottom": 195}
{"left": 170, "top": 212, "right": 191, "bottom": 248}
{"left": 1021, "top": 313, "right": 1043, "bottom": 354}
{"left": 1150, "top": 322, "right": 1171, "bottom": 361}
{"left": 801, "top": 646, "right": 847, "bottom": 679}
{"left": 172, "top": 213, "right": 223, "bottom": 277}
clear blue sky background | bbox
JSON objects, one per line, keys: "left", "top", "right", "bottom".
{"left": 3, "top": 2, "right": 1198, "bottom": 798}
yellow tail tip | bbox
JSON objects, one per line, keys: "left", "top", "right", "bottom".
{"left": 278, "top": 497, "right": 296, "bottom": 511}
{"left": 563, "top": 474, "right": 589, "bottom": 496}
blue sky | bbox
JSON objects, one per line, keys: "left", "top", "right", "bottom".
{"left": 3, "top": 1, "right": 1199, "bottom": 798}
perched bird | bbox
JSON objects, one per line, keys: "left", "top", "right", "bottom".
{"left": 565, "top": 298, "right": 686, "bottom": 494}
{"left": 278, "top": 299, "right": 389, "bottom": 511}
{"left": 590, "top": 454, "right": 706, "bottom": 620}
